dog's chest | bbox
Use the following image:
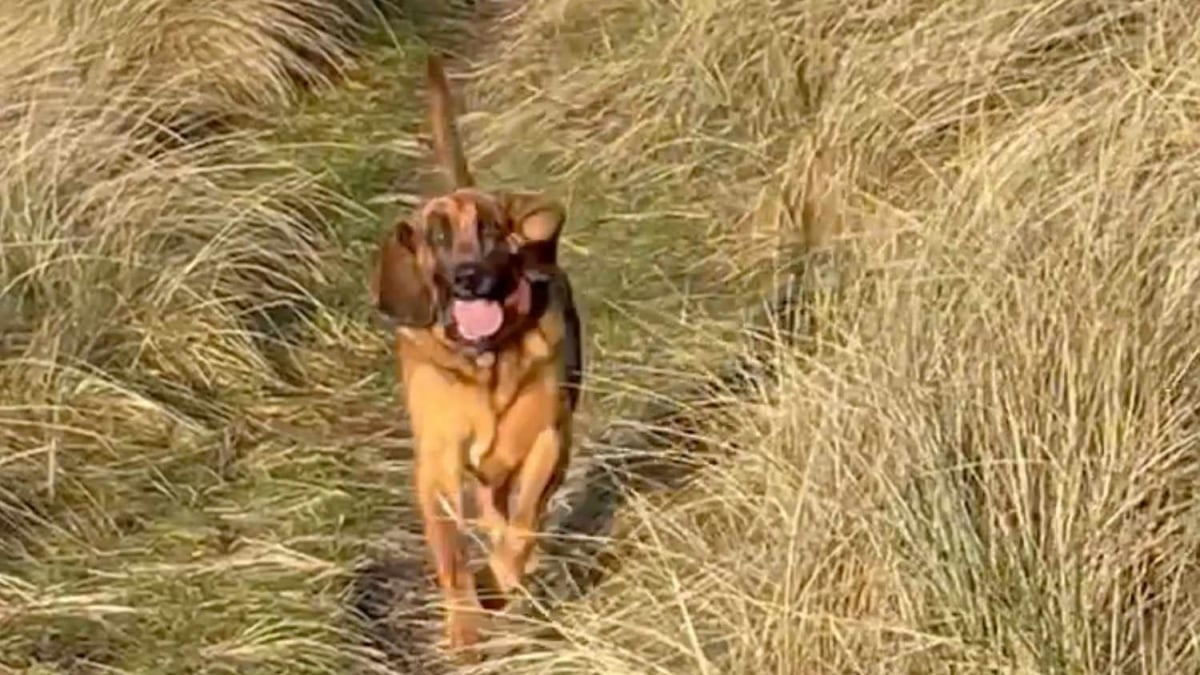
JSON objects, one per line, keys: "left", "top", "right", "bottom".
{"left": 396, "top": 319, "right": 560, "bottom": 461}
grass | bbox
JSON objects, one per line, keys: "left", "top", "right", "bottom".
{"left": 462, "top": 0, "right": 1200, "bottom": 673}
{"left": 3, "top": 0, "right": 1200, "bottom": 673}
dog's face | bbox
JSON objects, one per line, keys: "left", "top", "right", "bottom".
{"left": 371, "top": 189, "right": 565, "bottom": 350}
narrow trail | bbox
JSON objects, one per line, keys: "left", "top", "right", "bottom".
{"left": 265, "top": 3, "right": 814, "bottom": 671}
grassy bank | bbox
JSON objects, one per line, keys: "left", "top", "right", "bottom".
{"left": 4, "top": 0, "right": 1200, "bottom": 673}
{"left": 465, "top": 0, "right": 1200, "bottom": 673}
{"left": 0, "top": 1, "right": 453, "bottom": 672}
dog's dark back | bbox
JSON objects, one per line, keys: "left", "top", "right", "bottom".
{"left": 553, "top": 271, "right": 583, "bottom": 412}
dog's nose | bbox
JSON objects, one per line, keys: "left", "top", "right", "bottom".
{"left": 452, "top": 265, "right": 477, "bottom": 296}
{"left": 452, "top": 263, "right": 500, "bottom": 299}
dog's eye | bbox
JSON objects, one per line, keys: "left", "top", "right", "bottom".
{"left": 427, "top": 218, "right": 451, "bottom": 247}
{"left": 478, "top": 218, "right": 502, "bottom": 240}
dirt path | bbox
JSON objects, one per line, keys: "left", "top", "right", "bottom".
{"left": 260, "top": 3, "right": 791, "bottom": 671}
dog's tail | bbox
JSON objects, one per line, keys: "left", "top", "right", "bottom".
{"left": 426, "top": 53, "right": 475, "bottom": 190}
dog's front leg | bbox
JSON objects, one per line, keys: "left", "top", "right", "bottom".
{"left": 488, "top": 426, "right": 564, "bottom": 595}
{"left": 414, "top": 439, "right": 482, "bottom": 660}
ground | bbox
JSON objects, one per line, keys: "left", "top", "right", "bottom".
{"left": 3, "top": 1, "right": 1200, "bottom": 674}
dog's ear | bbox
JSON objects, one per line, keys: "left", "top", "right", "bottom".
{"left": 501, "top": 191, "right": 566, "bottom": 281}
{"left": 370, "top": 220, "right": 436, "bottom": 328}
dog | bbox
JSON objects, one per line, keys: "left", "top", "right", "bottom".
{"left": 368, "top": 53, "right": 583, "bottom": 660}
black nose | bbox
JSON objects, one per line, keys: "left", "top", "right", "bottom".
{"left": 452, "top": 263, "right": 502, "bottom": 299}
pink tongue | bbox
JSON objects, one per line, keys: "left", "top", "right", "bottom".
{"left": 452, "top": 299, "right": 504, "bottom": 341}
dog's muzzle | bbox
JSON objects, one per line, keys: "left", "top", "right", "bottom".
{"left": 451, "top": 262, "right": 510, "bottom": 301}
{"left": 441, "top": 238, "right": 534, "bottom": 348}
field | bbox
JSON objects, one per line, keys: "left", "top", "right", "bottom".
{"left": 2, "top": 0, "right": 1200, "bottom": 673}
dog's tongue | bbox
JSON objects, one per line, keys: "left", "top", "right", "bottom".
{"left": 452, "top": 299, "right": 504, "bottom": 341}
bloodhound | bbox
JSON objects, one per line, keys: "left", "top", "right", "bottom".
{"left": 368, "top": 53, "right": 583, "bottom": 660}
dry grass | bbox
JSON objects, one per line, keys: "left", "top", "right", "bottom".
{"left": 460, "top": 0, "right": 1200, "bottom": 673}
{"left": 4, "top": 0, "right": 1200, "bottom": 673}
{"left": 0, "top": 0, "right": 379, "bottom": 132}
{"left": 0, "top": 1, "right": 415, "bottom": 672}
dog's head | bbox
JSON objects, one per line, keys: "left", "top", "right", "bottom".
{"left": 369, "top": 54, "right": 565, "bottom": 352}
{"left": 371, "top": 190, "right": 564, "bottom": 348}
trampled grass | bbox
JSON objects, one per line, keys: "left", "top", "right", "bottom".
{"left": 3, "top": 0, "right": 1200, "bottom": 673}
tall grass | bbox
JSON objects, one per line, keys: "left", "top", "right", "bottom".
{"left": 1, "top": 0, "right": 378, "bottom": 128}
{"left": 463, "top": 0, "right": 1200, "bottom": 673}
{"left": 4, "top": 0, "right": 1199, "bottom": 672}
{"left": 0, "top": 1, "right": 400, "bottom": 671}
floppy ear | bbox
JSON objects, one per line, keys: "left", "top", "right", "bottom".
{"left": 370, "top": 221, "right": 436, "bottom": 328}
{"left": 501, "top": 191, "right": 566, "bottom": 281}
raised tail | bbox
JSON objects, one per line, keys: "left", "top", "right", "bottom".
{"left": 426, "top": 53, "right": 475, "bottom": 190}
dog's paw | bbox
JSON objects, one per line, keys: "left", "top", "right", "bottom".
{"left": 445, "top": 610, "right": 482, "bottom": 662}
{"left": 487, "top": 550, "right": 523, "bottom": 595}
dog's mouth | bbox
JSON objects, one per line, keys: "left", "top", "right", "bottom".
{"left": 451, "top": 298, "right": 504, "bottom": 342}
{"left": 448, "top": 276, "right": 533, "bottom": 345}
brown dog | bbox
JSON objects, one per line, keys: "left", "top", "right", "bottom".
{"left": 369, "top": 53, "right": 582, "bottom": 659}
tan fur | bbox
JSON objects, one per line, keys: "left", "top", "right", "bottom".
{"left": 369, "top": 53, "right": 580, "bottom": 663}
{"left": 392, "top": 287, "right": 573, "bottom": 660}
{"left": 426, "top": 54, "right": 474, "bottom": 190}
